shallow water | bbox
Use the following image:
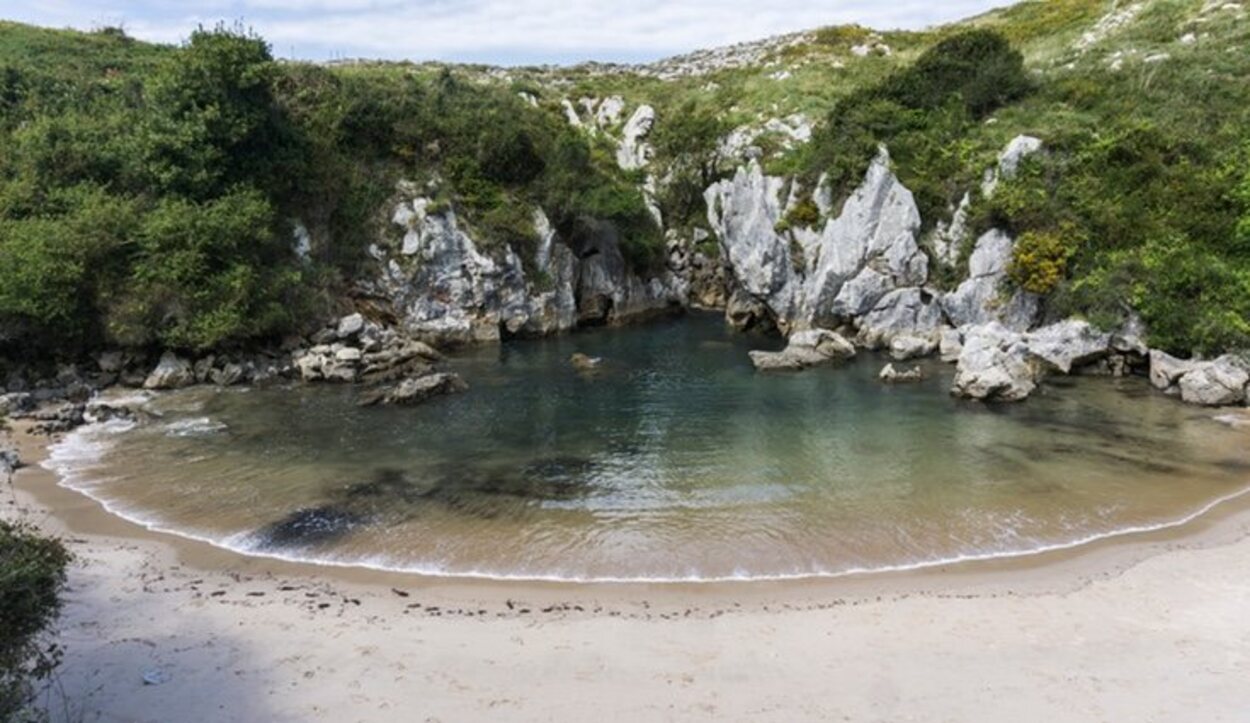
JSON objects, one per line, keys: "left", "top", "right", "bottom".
{"left": 47, "top": 314, "right": 1250, "bottom": 582}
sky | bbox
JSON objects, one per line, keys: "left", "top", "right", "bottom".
{"left": 6, "top": 0, "right": 1012, "bottom": 66}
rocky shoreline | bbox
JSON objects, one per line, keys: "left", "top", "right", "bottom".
{"left": 3, "top": 130, "right": 1248, "bottom": 431}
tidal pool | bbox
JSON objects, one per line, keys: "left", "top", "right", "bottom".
{"left": 47, "top": 314, "right": 1250, "bottom": 582}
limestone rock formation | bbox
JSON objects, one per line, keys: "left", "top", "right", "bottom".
{"left": 361, "top": 197, "right": 680, "bottom": 347}
{"left": 143, "top": 352, "right": 195, "bottom": 390}
{"left": 707, "top": 147, "right": 929, "bottom": 337}
{"left": 942, "top": 230, "right": 1040, "bottom": 332}
{"left": 749, "top": 329, "right": 856, "bottom": 372}
{"left": 1177, "top": 357, "right": 1249, "bottom": 407}
{"left": 951, "top": 323, "right": 1041, "bottom": 402}
{"left": 1148, "top": 349, "right": 1194, "bottom": 392}
{"left": 880, "top": 363, "right": 924, "bottom": 384}
{"left": 617, "top": 105, "right": 656, "bottom": 170}
{"left": 1023, "top": 320, "right": 1111, "bottom": 374}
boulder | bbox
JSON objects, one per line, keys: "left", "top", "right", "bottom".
{"left": 1148, "top": 350, "right": 1194, "bottom": 391}
{"left": 880, "top": 364, "right": 924, "bottom": 384}
{"left": 982, "top": 135, "right": 1044, "bottom": 197}
{"left": 143, "top": 352, "right": 195, "bottom": 390}
{"left": 0, "top": 448, "right": 21, "bottom": 478}
{"left": 1178, "top": 356, "right": 1249, "bottom": 407}
{"left": 193, "top": 356, "right": 215, "bottom": 384}
{"left": 856, "top": 288, "right": 944, "bottom": 350}
{"left": 725, "top": 288, "right": 774, "bottom": 333}
{"left": 750, "top": 329, "right": 855, "bottom": 372}
{"left": 210, "top": 363, "right": 247, "bottom": 387}
{"left": 951, "top": 323, "right": 1041, "bottom": 402}
{"left": 334, "top": 347, "right": 363, "bottom": 363}
{"left": 337, "top": 313, "right": 366, "bottom": 339}
{"left": 1023, "top": 319, "right": 1111, "bottom": 374}
{"left": 889, "top": 335, "right": 938, "bottom": 362}
{"left": 358, "top": 373, "right": 469, "bottom": 407}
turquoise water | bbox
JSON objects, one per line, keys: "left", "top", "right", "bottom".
{"left": 48, "top": 314, "right": 1250, "bottom": 582}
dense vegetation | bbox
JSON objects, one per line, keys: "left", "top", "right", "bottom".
{"left": 1, "top": 0, "right": 1249, "bottom": 359}
{"left": 0, "top": 520, "right": 69, "bottom": 719}
{"left": 0, "top": 23, "right": 659, "bottom": 360}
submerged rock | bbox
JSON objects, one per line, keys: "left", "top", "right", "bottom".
{"left": 880, "top": 364, "right": 924, "bottom": 384}
{"left": 256, "top": 506, "right": 365, "bottom": 549}
{"left": 570, "top": 353, "right": 604, "bottom": 372}
{"left": 749, "top": 329, "right": 855, "bottom": 372}
{"left": 358, "top": 372, "right": 469, "bottom": 407}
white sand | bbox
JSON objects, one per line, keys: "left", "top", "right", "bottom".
{"left": 5, "top": 424, "right": 1250, "bottom": 722}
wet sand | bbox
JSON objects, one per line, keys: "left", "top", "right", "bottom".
{"left": 5, "top": 420, "right": 1250, "bottom": 722}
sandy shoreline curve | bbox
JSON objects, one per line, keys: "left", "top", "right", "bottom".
{"left": 5, "top": 420, "right": 1250, "bottom": 721}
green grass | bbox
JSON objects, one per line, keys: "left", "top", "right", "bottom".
{"left": 0, "top": 0, "right": 1248, "bottom": 356}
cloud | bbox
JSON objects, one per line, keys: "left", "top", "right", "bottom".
{"left": 5, "top": 0, "right": 1010, "bottom": 64}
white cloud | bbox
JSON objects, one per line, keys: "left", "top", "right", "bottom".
{"left": 4, "top": 0, "right": 1011, "bottom": 64}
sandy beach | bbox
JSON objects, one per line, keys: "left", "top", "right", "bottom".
{"left": 5, "top": 421, "right": 1250, "bottom": 723}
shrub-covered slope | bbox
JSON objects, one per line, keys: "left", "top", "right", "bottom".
{"left": 1, "top": 0, "right": 1248, "bottom": 360}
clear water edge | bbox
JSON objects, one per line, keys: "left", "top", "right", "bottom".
{"left": 41, "top": 314, "right": 1250, "bottom": 584}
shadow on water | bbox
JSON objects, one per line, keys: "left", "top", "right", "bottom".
{"left": 254, "top": 456, "right": 600, "bottom": 550}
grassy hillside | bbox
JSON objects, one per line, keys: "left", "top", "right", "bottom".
{"left": 0, "top": 0, "right": 1248, "bottom": 359}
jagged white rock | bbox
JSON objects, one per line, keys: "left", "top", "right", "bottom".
{"left": 749, "top": 329, "right": 856, "bottom": 372}
{"left": 707, "top": 147, "right": 929, "bottom": 336}
{"left": 1178, "top": 357, "right": 1250, "bottom": 407}
{"left": 951, "top": 323, "right": 1041, "bottom": 402}
{"left": 617, "top": 105, "right": 656, "bottom": 170}
{"left": 942, "top": 230, "right": 1040, "bottom": 332}
{"left": 1024, "top": 319, "right": 1111, "bottom": 374}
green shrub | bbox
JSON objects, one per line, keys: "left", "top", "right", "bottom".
{"left": 804, "top": 30, "right": 1032, "bottom": 225}
{"left": 114, "top": 187, "right": 298, "bottom": 351}
{"left": 0, "top": 521, "right": 70, "bottom": 720}
{"left": 1009, "top": 226, "right": 1080, "bottom": 294}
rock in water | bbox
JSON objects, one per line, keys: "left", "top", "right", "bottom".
{"left": 143, "top": 352, "right": 195, "bottom": 390}
{"left": 951, "top": 323, "right": 1041, "bottom": 402}
{"left": 880, "top": 364, "right": 924, "bottom": 384}
{"left": 750, "top": 329, "right": 855, "bottom": 372}
{"left": 569, "top": 354, "right": 604, "bottom": 372}
{"left": 1148, "top": 349, "right": 1195, "bottom": 392}
{"left": 358, "top": 373, "right": 469, "bottom": 407}
{"left": 1178, "top": 357, "right": 1249, "bottom": 407}
{"left": 256, "top": 506, "right": 364, "bottom": 549}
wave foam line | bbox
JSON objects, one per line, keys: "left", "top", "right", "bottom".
{"left": 41, "top": 422, "right": 1250, "bottom": 585}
